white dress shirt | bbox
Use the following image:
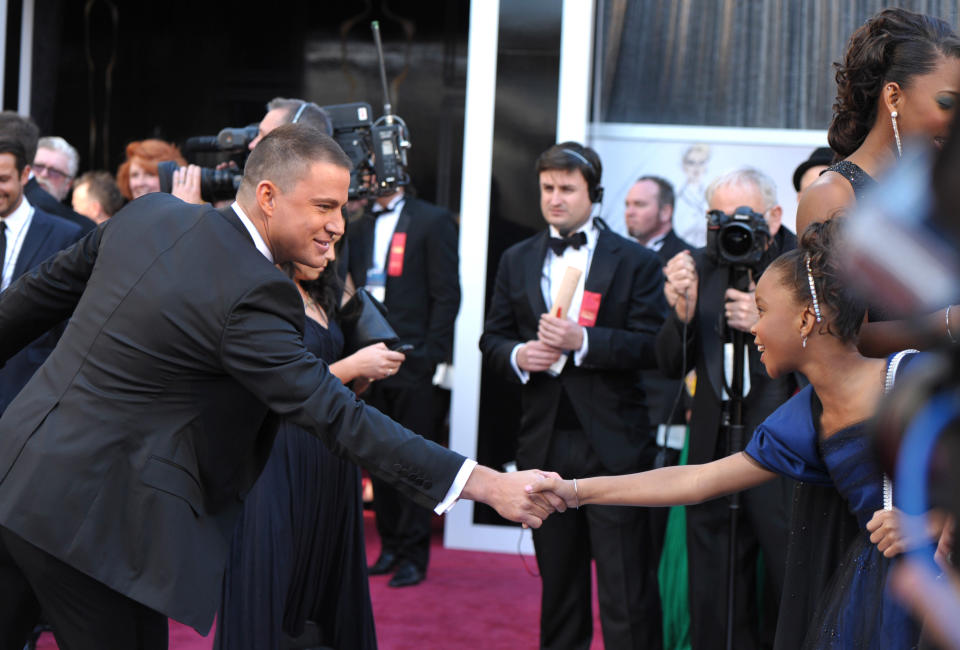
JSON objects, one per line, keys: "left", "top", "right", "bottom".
{"left": 370, "top": 193, "right": 405, "bottom": 274}
{"left": 646, "top": 232, "right": 667, "bottom": 253}
{"left": 510, "top": 220, "right": 597, "bottom": 383}
{"left": 1, "top": 196, "right": 35, "bottom": 291}
{"left": 231, "top": 202, "right": 474, "bottom": 513}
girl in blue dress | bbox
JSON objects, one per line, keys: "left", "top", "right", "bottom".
{"left": 530, "top": 219, "right": 932, "bottom": 649}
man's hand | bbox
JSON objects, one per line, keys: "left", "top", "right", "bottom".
{"left": 171, "top": 164, "right": 203, "bottom": 205}
{"left": 664, "top": 250, "right": 698, "bottom": 323}
{"left": 537, "top": 314, "right": 584, "bottom": 351}
{"left": 724, "top": 282, "right": 758, "bottom": 333}
{"left": 517, "top": 340, "right": 563, "bottom": 372}
{"left": 461, "top": 466, "right": 566, "bottom": 528}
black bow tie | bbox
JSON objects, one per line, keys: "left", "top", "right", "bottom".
{"left": 547, "top": 231, "right": 587, "bottom": 256}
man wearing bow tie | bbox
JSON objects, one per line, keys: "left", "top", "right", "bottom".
{"left": 480, "top": 142, "right": 668, "bottom": 649}
{"left": 346, "top": 185, "right": 461, "bottom": 588}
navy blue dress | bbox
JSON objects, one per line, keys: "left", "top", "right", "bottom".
{"left": 745, "top": 359, "right": 921, "bottom": 649}
{"left": 215, "top": 317, "right": 376, "bottom": 650}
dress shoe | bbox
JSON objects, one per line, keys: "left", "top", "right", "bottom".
{"left": 388, "top": 560, "right": 425, "bottom": 587}
{"left": 368, "top": 551, "right": 398, "bottom": 575}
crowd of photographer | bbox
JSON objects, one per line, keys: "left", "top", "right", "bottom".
{"left": 1, "top": 5, "right": 960, "bottom": 650}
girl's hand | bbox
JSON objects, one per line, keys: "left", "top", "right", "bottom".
{"left": 867, "top": 509, "right": 909, "bottom": 558}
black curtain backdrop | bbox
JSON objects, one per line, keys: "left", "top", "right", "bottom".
{"left": 597, "top": 0, "right": 960, "bottom": 128}
{"left": 25, "top": 1, "right": 469, "bottom": 213}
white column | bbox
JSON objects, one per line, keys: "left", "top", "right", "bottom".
{"left": 444, "top": 0, "right": 519, "bottom": 553}
{"left": 18, "top": 0, "right": 34, "bottom": 115}
{"left": 0, "top": 0, "right": 8, "bottom": 108}
{"left": 556, "top": 0, "right": 596, "bottom": 144}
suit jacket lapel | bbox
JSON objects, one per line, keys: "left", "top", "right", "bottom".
{"left": 11, "top": 214, "right": 52, "bottom": 279}
{"left": 583, "top": 229, "right": 620, "bottom": 299}
{"left": 217, "top": 205, "right": 254, "bottom": 244}
{"left": 525, "top": 232, "right": 549, "bottom": 316}
{"left": 350, "top": 213, "right": 376, "bottom": 287}
{"left": 700, "top": 263, "right": 731, "bottom": 401}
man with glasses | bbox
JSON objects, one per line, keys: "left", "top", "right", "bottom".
{"left": 0, "top": 112, "right": 94, "bottom": 233}
{"left": 33, "top": 137, "right": 78, "bottom": 203}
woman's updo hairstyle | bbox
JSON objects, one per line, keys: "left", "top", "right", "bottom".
{"left": 769, "top": 217, "right": 865, "bottom": 345}
{"left": 828, "top": 8, "right": 960, "bottom": 157}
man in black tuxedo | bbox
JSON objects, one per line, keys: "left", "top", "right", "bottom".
{"left": 347, "top": 186, "right": 460, "bottom": 587}
{"left": 0, "top": 137, "right": 84, "bottom": 649}
{"left": 0, "top": 112, "right": 95, "bottom": 233}
{"left": 0, "top": 125, "right": 558, "bottom": 650}
{"left": 657, "top": 167, "right": 796, "bottom": 649}
{"left": 480, "top": 142, "right": 666, "bottom": 649}
{"left": 625, "top": 175, "right": 695, "bottom": 438}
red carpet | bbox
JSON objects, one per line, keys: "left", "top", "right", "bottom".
{"left": 37, "top": 511, "right": 604, "bottom": 649}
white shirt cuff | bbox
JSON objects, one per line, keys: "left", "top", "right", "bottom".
{"left": 573, "top": 327, "right": 589, "bottom": 366}
{"left": 434, "top": 458, "right": 478, "bottom": 514}
{"left": 509, "top": 343, "right": 530, "bottom": 384}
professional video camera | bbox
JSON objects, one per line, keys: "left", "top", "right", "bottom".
{"left": 158, "top": 21, "right": 411, "bottom": 204}
{"left": 705, "top": 206, "right": 771, "bottom": 270}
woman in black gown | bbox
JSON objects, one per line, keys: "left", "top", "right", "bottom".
{"left": 215, "top": 233, "right": 406, "bottom": 650}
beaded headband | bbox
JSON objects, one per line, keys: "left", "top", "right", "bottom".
{"left": 805, "top": 255, "right": 823, "bottom": 323}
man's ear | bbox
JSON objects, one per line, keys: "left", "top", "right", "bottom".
{"left": 765, "top": 205, "right": 782, "bottom": 236}
{"left": 256, "top": 180, "right": 277, "bottom": 217}
{"left": 20, "top": 164, "right": 31, "bottom": 186}
{"left": 660, "top": 203, "right": 674, "bottom": 227}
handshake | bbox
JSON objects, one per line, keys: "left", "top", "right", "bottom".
{"left": 461, "top": 466, "right": 579, "bottom": 528}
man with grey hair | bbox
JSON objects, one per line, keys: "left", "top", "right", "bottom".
{"left": 0, "top": 112, "right": 94, "bottom": 232}
{"left": 33, "top": 136, "right": 79, "bottom": 202}
{"left": 657, "top": 167, "right": 796, "bottom": 648}
{"left": 172, "top": 97, "right": 333, "bottom": 204}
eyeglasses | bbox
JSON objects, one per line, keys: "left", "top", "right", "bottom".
{"left": 32, "top": 163, "right": 71, "bottom": 181}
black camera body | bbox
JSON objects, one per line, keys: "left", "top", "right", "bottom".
{"left": 157, "top": 160, "right": 242, "bottom": 204}
{"left": 323, "top": 102, "right": 410, "bottom": 199}
{"left": 706, "top": 206, "right": 771, "bottom": 269}
{"left": 160, "top": 102, "right": 410, "bottom": 203}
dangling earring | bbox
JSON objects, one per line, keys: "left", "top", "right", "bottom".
{"left": 802, "top": 335, "right": 807, "bottom": 349}
{"left": 891, "top": 111, "right": 902, "bottom": 158}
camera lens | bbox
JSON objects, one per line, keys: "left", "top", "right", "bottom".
{"left": 719, "top": 223, "right": 755, "bottom": 260}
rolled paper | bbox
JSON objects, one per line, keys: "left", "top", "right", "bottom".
{"left": 547, "top": 266, "right": 583, "bottom": 376}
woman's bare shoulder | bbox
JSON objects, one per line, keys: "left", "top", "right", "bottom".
{"left": 796, "top": 172, "right": 857, "bottom": 235}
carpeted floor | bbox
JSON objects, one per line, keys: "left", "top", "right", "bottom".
{"left": 36, "top": 510, "right": 604, "bottom": 649}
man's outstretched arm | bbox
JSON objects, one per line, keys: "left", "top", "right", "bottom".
{"left": 220, "top": 276, "right": 565, "bottom": 528}
{"left": 0, "top": 226, "right": 102, "bottom": 363}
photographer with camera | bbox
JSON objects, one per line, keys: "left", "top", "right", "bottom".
{"left": 169, "top": 97, "right": 334, "bottom": 207}
{"left": 658, "top": 167, "right": 796, "bottom": 649}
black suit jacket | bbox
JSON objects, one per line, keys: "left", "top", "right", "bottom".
{"left": 0, "top": 208, "right": 83, "bottom": 413}
{"left": 0, "top": 194, "right": 464, "bottom": 633}
{"left": 644, "top": 228, "right": 696, "bottom": 426}
{"left": 479, "top": 221, "right": 667, "bottom": 474}
{"left": 656, "top": 229, "right": 695, "bottom": 266}
{"left": 347, "top": 196, "right": 460, "bottom": 386}
{"left": 655, "top": 228, "right": 799, "bottom": 465}
{"left": 24, "top": 177, "right": 96, "bottom": 233}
